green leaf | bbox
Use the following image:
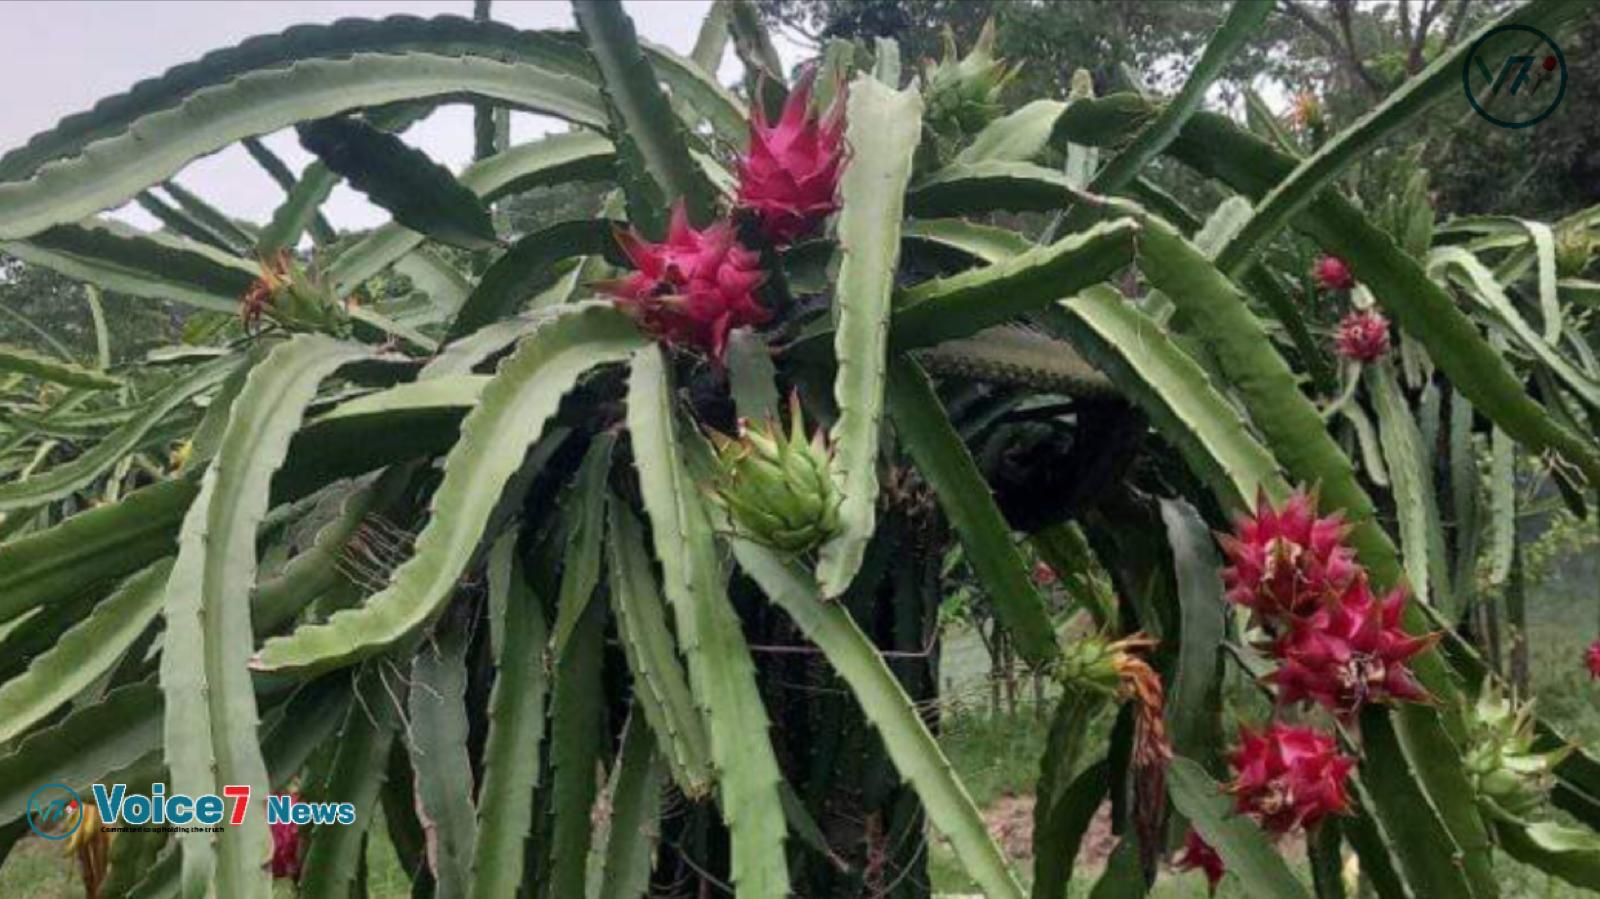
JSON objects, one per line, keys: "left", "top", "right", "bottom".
{"left": 1154, "top": 109, "right": 1600, "bottom": 487}
{"left": 1135, "top": 217, "right": 1404, "bottom": 590}
{"left": 1087, "top": 839, "right": 1146, "bottom": 898}
{"left": 328, "top": 131, "right": 614, "bottom": 295}
{"left": 299, "top": 116, "right": 496, "bottom": 250}
{"left": 732, "top": 540, "right": 1026, "bottom": 899}
{"left": 1084, "top": 0, "right": 1270, "bottom": 198}
{"left": 243, "top": 137, "right": 336, "bottom": 249}
{"left": 299, "top": 663, "right": 398, "bottom": 899}
{"left": 469, "top": 533, "right": 551, "bottom": 899}
{"left": 159, "top": 334, "right": 374, "bottom": 899}
{"left": 261, "top": 673, "right": 352, "bottom": 787}
{"left": 1159, "top": 499, "right": 1226, "bottom": 768}
{"left": 256, "top": 161, "right": 338, "bottom": 254}
{"left": 1367, "top": 363, "right": 1450, "bottom": 614}
{"left": 1032, "top": 699, "right": 1110, "bottom": 899}
{"left": 0, "top": 357, "right": 236, "bottom": 512}
{"left": 0, "top": 558, "right": 170, "bottom": 745}
{"left": 160, "top": 179, "right": 256, "bottom": 254}
{"left": 1391, "top": 703, "right": 1500, "bottom": 897}
{"left": 642, "top": 39, "right": 747, "bottom": 147}
{"left": 254, "top": 303, "right": 645, "bottom": 673}
{"left": 593, "top": 708, "right": 665, "bottom": 899}
{"left": 606, "top": 496, "right": 713, "bottom": 797}
{"left": 574, "top": 0, "right": 719, "bottom": 236}
{"left": 626, "top": 346, "right": 790, "bottom": 897}
{"left": 1491, "top": 810, "right": 1600, "bottom": 891}
{"left": 889, "top": 217, "right": 1140, "bottom": 351}
{"left": 916, "top": 325, "right": 1118, "bottom": 399}
{"left": 0, "top": 478, "right": 194, "bottom": 625}
{"left": 885, "top": 356, "right": 1058, "bottom": 667}
{"left": 902, "top": 218, "right": 1034, "bottom": 265}
{"left": 815, "top": 75, "right": 922, "bottom": 599}
{"left": 0, "top": 684, "right": 161, "bottom": 825}
{"left": 1519, "top": 218, "right": 1562, "bottom": 343}
{"left": 547, "top": 595, "right": 606, "bottom": 899}
{"left": 0, "top": 15, "right": 595, "bottom": 183}
{"left": 1355, "top": 708, "right": 1483, "bottom": 898}
{"left": 446, "top": 219, "right": 617, "bottom": 342}
{"left": 0, "top": 53, "right": 605, "bottom": 240}
{"left": 956, "top": 100, "right": 1066, "bottom": 166}
{"left": 1167, "top": 757, "right": 1313, "bottom": 899}
{"left": 1486, "top": 423, "right": 1515, "bottom": 585}
{"left": 4, "top": 218, "right": 257, "bottom": 313}
{"left": 408, "top": 606, "right": 478, "bottom": 898}
{"left": 1432, "top": 247, "right": 1600, "bottom": 412}
{"left": 1048, "top": 285, "right": 1287, "bottom": 515}
{"left": 1213, "top": 0, "right": 1592, "bottom": 274}
{"left": 0, "top": 342, "right": 119, "bottom": 390}
{"left": 725, "top": 328, "right": 780, "bottom": 423}
{"left": 549, "top": 432, "right": 614, "bottom": 659}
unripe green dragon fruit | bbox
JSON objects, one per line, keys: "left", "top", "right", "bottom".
{"left": 922, "top": 19, "right": 1018, "bottom": 139}
{"left": 1464, "top": 684, "right": 1570, "bottom": 816}
{"left": 1555, "top": 223, "right": 1595, "bottom": 277}
{"left": 708, "top": 393, "right": 841, "bottom": 554}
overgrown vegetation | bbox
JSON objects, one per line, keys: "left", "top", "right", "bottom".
{"left": 1, "top": 1, "right": 1599, "bottom": 898}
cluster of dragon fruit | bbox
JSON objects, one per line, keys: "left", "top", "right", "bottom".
{"left": 602, "top": 71, "right": 844, "bottom": 363}
{"left": 1179, "top": 490, "right": 1437, "bottom": 890}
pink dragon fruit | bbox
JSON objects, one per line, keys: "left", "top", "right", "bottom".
{"left": 1218, "top": 490, "right": 1360, "bottom": 623}
{"left": 735, "top": 70, "right": 846, "bottom": 245}
{"left": 1313, "top": 255, "right": 1355, "bottom": 292}
{"left": 602, "top": 205, "right": 769, "bottom": 360}
{"left": 1228, "top": 722, "right": 1355, "bottom": 834}
{"left": 1336, "top": 310, "right": 1392, "bottom": 362}
{"left": 269, "top": 809, "right": 302, "bottom": 880}
{"left": 1269, "top": 577, "right": 1437, "bottom": 716}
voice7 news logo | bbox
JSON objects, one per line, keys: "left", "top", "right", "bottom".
{"left": 26, "top": 782, "right": 355, "bottom": 839}
{"left": 1463, "top": 24, "right": 1567, "bottom": 129}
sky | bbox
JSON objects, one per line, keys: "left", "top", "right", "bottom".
{"left": 0, "top": 1, "right": 798, "bottom": 234}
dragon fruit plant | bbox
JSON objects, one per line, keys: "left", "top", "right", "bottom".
{"left": 0, "top": 2, "right": 1598, "bottom": 898}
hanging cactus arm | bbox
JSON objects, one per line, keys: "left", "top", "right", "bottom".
{"left": 816, "top": 75, "right": 923, "bottom": 598}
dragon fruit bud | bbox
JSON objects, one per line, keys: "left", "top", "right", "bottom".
{"left": 1313, "top": 255, "right": 1355, "bottom": 292}
{"left": 1176, "top": 830, "right": 1226, "bottom": 894}
{"left": 1335, "top": 310, "right": 1391, "bottom": 362}
{"left": 1269, "top": 577, "right": 1437, "bottom": 716}
{"left": 923, "top": 19, "right": 1018, "bottom": 137}
{"left": 1228, "top": 722, "right": 1355, "bottom": 834}
{"left": 1055, "top": 634, "right": 1171, "bottom": 770}
{"left": 735, "top": 68, "right": 846, "bottom": 245}
{"left": 1219, "top": 489, "right": 1359, "bottom": 623}
{"left": 1032, "top": 561, "right": 1058, "bottom": 586}
{"left": 241, "top": 250, "right": 351, "bottom": 337}
{"left": 601, "top": 206, "right": 770, "bottom": 360}
{"left": 1464, "top": 684, "right": 1570, "bottom": 816}
{"left": 1586, "top": 639, "right": 1600, "bottom": 679}
{"left": 1289, "top": 91, "right": 1325, "bottom": 133}
{"left": 709, "top": 392, "right": 841, "bottom": 553}
{"left": 1555, "top": 224, "right": 1594, "bottom": 277}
